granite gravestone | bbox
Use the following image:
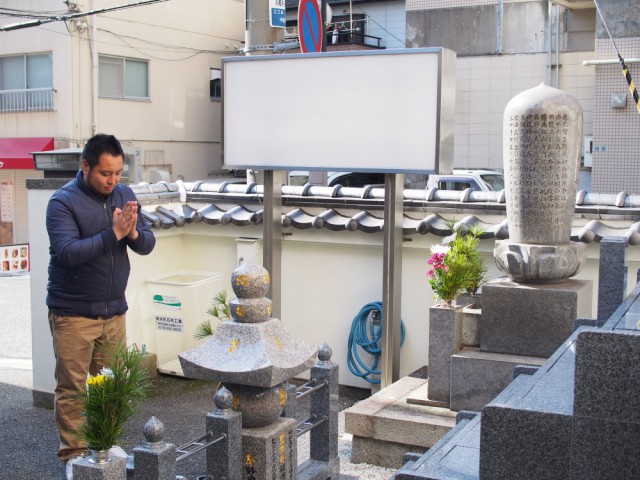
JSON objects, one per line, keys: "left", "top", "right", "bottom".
{"left": 483, "top": 83, "right": 592, "bottom": 358}
{"left": 495, "top": 83, "right": 586, "bottom": 283}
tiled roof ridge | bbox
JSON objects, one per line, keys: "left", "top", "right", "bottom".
{"left": 131, "top": 181, "right": 640, "bottom": 244}
{"left": 131, "top": 180, "right": 640, "bottom": 209}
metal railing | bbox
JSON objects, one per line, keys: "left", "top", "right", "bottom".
{"left": 326, "top": 30, "right": 384, "bottom": 48}
{"left": 118, "top": 344, "right": 339, "bottom": 480}
{"left": 0, "top": 87, "right": 54, "bottom": 112}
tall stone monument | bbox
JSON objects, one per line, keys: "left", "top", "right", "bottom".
{"left": 179, "top": 262, "right": 318, "bottom": 480}
{"left": 485, "top": 83, "right": 593, "bottom": 358}
{"left": 420, "top": 84, "right": 594, "bottom": 414}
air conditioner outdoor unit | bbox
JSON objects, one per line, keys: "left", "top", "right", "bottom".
{"left": 33, "top": 146, "right": 142, "bottom": 184}
{"left": 123, "top": 147, "right": 142, "bottom": 184}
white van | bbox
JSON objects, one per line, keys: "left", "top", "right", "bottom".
{"left": 427, "top": 170, "right": 504, "bottom": 192}
{"left": 285, "top": 169, "right": 504, "bottom": 192}
{"left": 325, "top": 170, "right": 504, "bottom": 192}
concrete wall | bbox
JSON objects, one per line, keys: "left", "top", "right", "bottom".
{"left": 28, "top": 186, "right": 640, "bottom": 398}
{"left": 406, "top": 1, "right": 595, "bottom": 56}
{"left": 407, "top": 5, "right": 499, "bottom": 55}
{"left": 595, "top": 0, "right": 640, "bottom": 39}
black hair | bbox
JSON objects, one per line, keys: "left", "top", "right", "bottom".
{"left": 82, "top": 134, "right": 124, "bottom": 170}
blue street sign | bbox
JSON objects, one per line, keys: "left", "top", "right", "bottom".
{"left": 270, "top": 0, "right": 286, "bottom": 28}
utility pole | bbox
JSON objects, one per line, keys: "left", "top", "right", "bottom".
{"left": 245, "top": 0, "right": 284, "bottom": 55}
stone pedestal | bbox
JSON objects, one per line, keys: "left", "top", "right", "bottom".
{"left": 450, "top": 347, "right": 546, "bottom": 412}
{"left": 242, "top": 417, "right": 297, "bottom": 480}
{"left": 73, "top": 448, "right": 128, "bottom": 480}
{"left": 481, "top": 277, "right": 593, "bottom": 357}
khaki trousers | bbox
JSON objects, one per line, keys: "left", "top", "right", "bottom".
{"left": 48, "top": 312, "right": 126, "bottom": 462}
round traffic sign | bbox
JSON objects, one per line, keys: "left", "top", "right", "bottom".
{"left": 298, "top": 0, "right": 323, "bottom": 53}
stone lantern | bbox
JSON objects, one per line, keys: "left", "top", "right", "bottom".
{"left": 179, "top": 262, "right": 318, "bottom": 480}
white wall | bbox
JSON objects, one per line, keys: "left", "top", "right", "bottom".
{"left": 29, "top": 187, "right": 640, "bottom": 396}
{"left": 28, "top": 187, "right": 57, "bottom": 397}
{"left": 454, "top": 51, "right": 595, "bottom": 170}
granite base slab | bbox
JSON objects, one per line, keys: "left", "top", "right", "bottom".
{"left": 450, "top": 348, "right": 546, "bottom": 412}
{"left": 480, "top": 278, "right": 592, "bottom": 357}
{"left": 345, "top": 376, "right": 456, "bottom": 469}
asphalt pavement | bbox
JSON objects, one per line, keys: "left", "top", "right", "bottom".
{"left": 0, "top": 273, "right": 386, "bottom": 480}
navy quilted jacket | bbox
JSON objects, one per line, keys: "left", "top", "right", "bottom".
{"left": 46, "top": 170, "right": 155, "bottom": 317}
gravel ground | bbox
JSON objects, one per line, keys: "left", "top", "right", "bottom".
{"left": 297, "top": 411, "right": 396, "bottom": 480}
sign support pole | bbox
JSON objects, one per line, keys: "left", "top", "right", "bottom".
{"left": 263, "top": 170, "right": 284, "bottom": 318}
{"left": 245, "top": 0, "right": 285, "bottom": 317}
{"left": 381, "top": 173, "right": 404, "bottom": 388}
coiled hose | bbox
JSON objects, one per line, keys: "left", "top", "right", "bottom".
{"left": 347, "top": 301, "right": 406, "bottom": 384}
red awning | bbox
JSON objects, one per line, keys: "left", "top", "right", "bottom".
{"left": 0, "top": 137, "right": 54, "bottom": 170}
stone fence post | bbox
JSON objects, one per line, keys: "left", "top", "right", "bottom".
{"left": 132, "top": 417, "right": 176, "bottom": 480}
{"left": 206, "top": 387, "right": 243, "bottom": 480}
{"left": 597, "top": 237, "right": 627, "bottom": 325}
{"left": 309, "top": 344, "right": 339, "bottom": 468}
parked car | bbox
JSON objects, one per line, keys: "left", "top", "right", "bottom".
{"left": 428, "top": 170, "right": 505, "bottom": 192}
{"left": 326, "top": 170, "right": 504, "bottom": 192}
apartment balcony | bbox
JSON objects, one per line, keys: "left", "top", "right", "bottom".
{"left": 283, "top": 29, "right": 385, "bottom": 53}
{"left": 0, "top": 87, "right": 55, "bottom": 112}
{"left": 325, "top": 29, "right": 385, "bottom": 50}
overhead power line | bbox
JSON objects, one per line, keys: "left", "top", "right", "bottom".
{"left": 0, "top": 0, "right": 168, "bottom": 32}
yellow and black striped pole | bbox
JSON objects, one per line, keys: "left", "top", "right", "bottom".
{"left": 594, "top": 0, "right": 640, "bottom": 114}
{"left": 619, "top": 55, "right": 640, "bottom": 114}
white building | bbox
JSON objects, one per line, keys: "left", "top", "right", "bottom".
{"left": 0, "top": 0, "right": 244, "bottom": 248}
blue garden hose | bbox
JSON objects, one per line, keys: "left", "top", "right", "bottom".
{"left": 347, "top": 301, "right": 406, "bottom": 384}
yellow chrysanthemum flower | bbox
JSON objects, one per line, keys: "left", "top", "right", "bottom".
{"left": 87, "top": 374, "right": 107, "bottom": 387}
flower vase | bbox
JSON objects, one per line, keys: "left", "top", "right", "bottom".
{"left": 456, "top": 292, "right": 482, "bottom": 309}
{"left": 427, "top": 304, "right": 463, "bottom": 405}
{"left": 441, "top": 299, "right": 455, "bottom": 308}
{"left": 88, "top": 448, "right": 111, "bottom": 464}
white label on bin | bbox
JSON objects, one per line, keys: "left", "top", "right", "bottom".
{"left": 152, "top": 294, "right": 182, "bottom": 310}
{"left": 155, "top": 315, "right": 184, "bottom": 333}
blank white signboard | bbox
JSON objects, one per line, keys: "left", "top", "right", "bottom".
{"left": 222, "top": 48, "right": 456, "bottom": 174}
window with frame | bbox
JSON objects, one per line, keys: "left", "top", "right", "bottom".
{"left": 210, "top": 68, "right": 221, "bottom": 100}
{"left": 99, "top": 55, "right": 149, "bottom": 99}
{"left": 0, "top": 53, "right": 53, "bottom": 112}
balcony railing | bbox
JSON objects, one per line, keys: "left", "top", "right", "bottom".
{"left": 0, "top": 87, "right": 55, "bottom": 112}
{"left": 325, "top": 29, "right": 384, "bottom": 49}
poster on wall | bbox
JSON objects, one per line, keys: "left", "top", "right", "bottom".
{"left": 0, "top": 181, "right": 13, "bottom": 222}
{"left": 0, "top": 244, "right": 29, "bottom": 273}
{"left": 0, "top": 181, "right": 14, "bottom": 245}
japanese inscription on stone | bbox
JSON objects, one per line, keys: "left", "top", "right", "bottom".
{"left": 505, "top": 111, "right": 577, "bottom": 244}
